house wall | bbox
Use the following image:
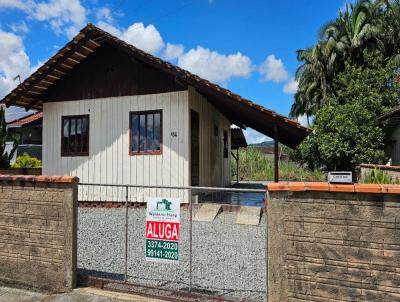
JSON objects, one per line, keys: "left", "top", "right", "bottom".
{"left": 43, "top": 91, "right": 190, "bottom": 201}
{"left": 189, "top": 87, "right": 231, "bottom": 187}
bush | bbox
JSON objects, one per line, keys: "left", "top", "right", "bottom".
{"left": 12, "top": 153, "right": 42, "bottom": 168}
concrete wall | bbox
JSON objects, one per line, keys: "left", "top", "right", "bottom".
{"left": 267, "top": 182, "right": 400, "bottom": 302}
{"left": 0, "top": 175, "right": 78, "bottom": 293}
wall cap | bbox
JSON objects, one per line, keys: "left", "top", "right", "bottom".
{"left": 360, "top": 163, "right": 400, "bottom": 172}
{"left": 267, "top": 182, "right": 400, "bottom": 194}
{"left": 0, "top": 175, "right": 79, "bottom": 184}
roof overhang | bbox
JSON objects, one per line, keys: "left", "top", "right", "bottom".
{"left": 1, "top": 24, "right": 311, "bottom": 148}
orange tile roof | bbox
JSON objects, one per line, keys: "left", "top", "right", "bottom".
{"left": 7, "top": 112, "right": 43, "bottom": 127}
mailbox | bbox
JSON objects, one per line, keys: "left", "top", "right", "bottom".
{"left": 328, "top": 171, "right": 353, "bottom": 184}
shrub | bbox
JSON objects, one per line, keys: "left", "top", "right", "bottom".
{"left": 12, "top": 153, "right": 42, "bottom": 168}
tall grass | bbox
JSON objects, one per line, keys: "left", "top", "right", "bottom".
{"left": 231, "top": 147, "right": 325, "bottom": 181}
{"left": 361, "top": 168, "right": 400, "bottom": 184}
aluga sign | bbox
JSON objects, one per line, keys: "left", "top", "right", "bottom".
{"left": 146, "top": 197, "right": 180, "bottom": 263}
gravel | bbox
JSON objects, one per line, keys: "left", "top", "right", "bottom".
{"left": 78, "top": 207, "right": 266, "bottom": 302}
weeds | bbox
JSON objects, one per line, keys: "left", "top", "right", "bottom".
{"left": 231, "top": 147, "right": 325, "bottom": 181}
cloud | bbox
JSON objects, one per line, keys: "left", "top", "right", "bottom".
{"left": 31, "top": 0, "right": 87, "bottom": 38}
{"left": 97, "top": 22, "right": 164, "bottom": 54}
{"left": 283, "top": 77, "right": 298, "bottom": 94}
{"left": 177, "top": 46, "right": 253, "bottom": 84}
{"left": 96, "top": 7, "right": 113, "bottom": 23}
{"left": 259, "top": 54, "right": 288, "bottom": 83}
{"left": 10, "top": 21, "right": 29, "bottom": 34}
{"left": 0, "top": 29, "right": 31, "bottom": 99}
{"left": 0, "top": 0, "right": 35, "bottom": 11}
{"left": 243, "top": 128, "right": 270, "bottom": 144}
{"left": 163, "top": 43, "right": 184, "bottom": 60}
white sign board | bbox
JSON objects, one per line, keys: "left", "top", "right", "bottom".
{"left": 145, "top": 197, "right": 180, "bottom": 263}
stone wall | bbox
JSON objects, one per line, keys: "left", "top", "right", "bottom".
{"left": 267, "top": 182, "right": 400, "bottom": 302}
{"left": 0, "top": 175, "right": 78, "bottom": 293}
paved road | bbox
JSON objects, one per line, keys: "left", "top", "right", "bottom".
{"left": 0, "top": 286, "right": 166, "bottom": 302}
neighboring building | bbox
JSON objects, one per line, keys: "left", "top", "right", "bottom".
{"left": 7, "top": 112, "right": 43, "bottom": 160}
{"left": 380, "top": 106, "right": 400, "bottom": 165}
{"left": 1, "top": 24, "right": 310, "bottom": 200}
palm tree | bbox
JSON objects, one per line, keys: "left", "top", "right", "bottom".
{"left": 290, "top": 0, "right": 388, "bottom": 119}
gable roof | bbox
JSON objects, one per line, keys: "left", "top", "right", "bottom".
{"left": 7, "top": 112, "right": 43, "bottom": 128}
{"left": 1, "top": 24, "right": 311, "bottom": 148}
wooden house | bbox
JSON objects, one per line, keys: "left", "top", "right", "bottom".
{"left": 1, "top": 24, "right": 311, "bottom": 201}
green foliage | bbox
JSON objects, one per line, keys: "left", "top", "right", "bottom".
{"left": 231, "top": 147, "right": 325, "bottom": 181}
{"left": 290, "top": 51, "right": 399, "bottom": 172}
{"left": 12, "top": 153, "right": 42, "bottom": 168}
{"left": 0, "top": 107, "right": 17, "bottom": 168}
{"left": 291, "top": 0, "right": 400, "bottom": 119}
{"left": 361, "top": 168, "right": 400, "bottom": 184}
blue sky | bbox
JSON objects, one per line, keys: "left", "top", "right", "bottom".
{"left": 0, "top": 0, "right": 345, "bottom": 142}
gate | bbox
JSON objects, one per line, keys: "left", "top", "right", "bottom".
{"left": 77, "top": 183, "right": 267, "bottom": 302}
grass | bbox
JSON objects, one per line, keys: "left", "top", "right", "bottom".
{"left": 360, "top": 168, "right": 400, "bottom": 184}
{"left": 231, "top": 147, "right": 325, "bottom": 182}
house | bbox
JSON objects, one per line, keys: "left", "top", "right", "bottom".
{"left": 1, "top": 24, "right": 310, "bottom": 201}
{"left": 7, "top": 112, "right": 43, "bottom": 161}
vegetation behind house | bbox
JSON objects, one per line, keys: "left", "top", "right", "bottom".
{"left": 231, "top": 147, "right": 325, "bottom": 181}
{"left": 289, "top": 0, "right": 400, "bottom": 172}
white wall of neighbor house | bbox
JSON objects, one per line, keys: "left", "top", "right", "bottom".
{"left": 188, "top": 86, "right": 231, "bottom": 187}
{"left": 43, "top": 91, "right": 190, "bottom": 202}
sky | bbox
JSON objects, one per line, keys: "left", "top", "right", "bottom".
{"left": 0, "top": 0, "right": 345, "bottom": 143}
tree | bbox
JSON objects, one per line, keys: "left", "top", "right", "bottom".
{"left": 291, "top": 52, "right": 399, "bottom": 172}
{"left": 290, "top": 0, "right": 400, "bottom": 119}
{"left": 0, "top": 107, "right": 17, "bottom": 168}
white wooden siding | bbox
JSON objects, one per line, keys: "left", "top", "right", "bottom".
{"left": 43, "top": 91, "right": 190, "bottom": 202}
{"left": 188, "top": 86, "right": 231, "bottom": 187}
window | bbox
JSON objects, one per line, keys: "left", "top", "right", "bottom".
{"left": 130, "top": 110, "right": 162, "bottom": 154}
{"left": 223, "top": 130, "right": 228, "bottom": 158}
{"left": 61, "top": 115, "right": 89, "bottom": 156}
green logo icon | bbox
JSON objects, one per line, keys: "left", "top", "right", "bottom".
{"left": 156, "top": 199, "right": 172, "bottom": 211}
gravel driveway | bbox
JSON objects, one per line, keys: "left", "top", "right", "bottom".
{"left": 78, "top": 207, "right": 266, "bottom": 302}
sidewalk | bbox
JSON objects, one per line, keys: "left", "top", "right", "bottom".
{"left": 0, "top": 286, "right": 167, "bottom": 302}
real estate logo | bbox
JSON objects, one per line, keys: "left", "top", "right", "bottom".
{"left": 145, "top": 197, "right": 180, "bottom": 263}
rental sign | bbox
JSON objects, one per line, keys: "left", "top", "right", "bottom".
{"left": 145, "top": 197, "right": 180, "bottom": 263}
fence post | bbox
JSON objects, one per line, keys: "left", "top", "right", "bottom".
{"left": 189, "top": 188, "right": 193, "bottom": 292}
{"left": 125, "top": 185, "right": 129, "bottom": 282}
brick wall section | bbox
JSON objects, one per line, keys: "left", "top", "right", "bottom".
{"left": 0, "top": 175, "right": 78, "bottom": 293}
{"left": 267, "top": 182, "right": 400, "bottom": 302}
